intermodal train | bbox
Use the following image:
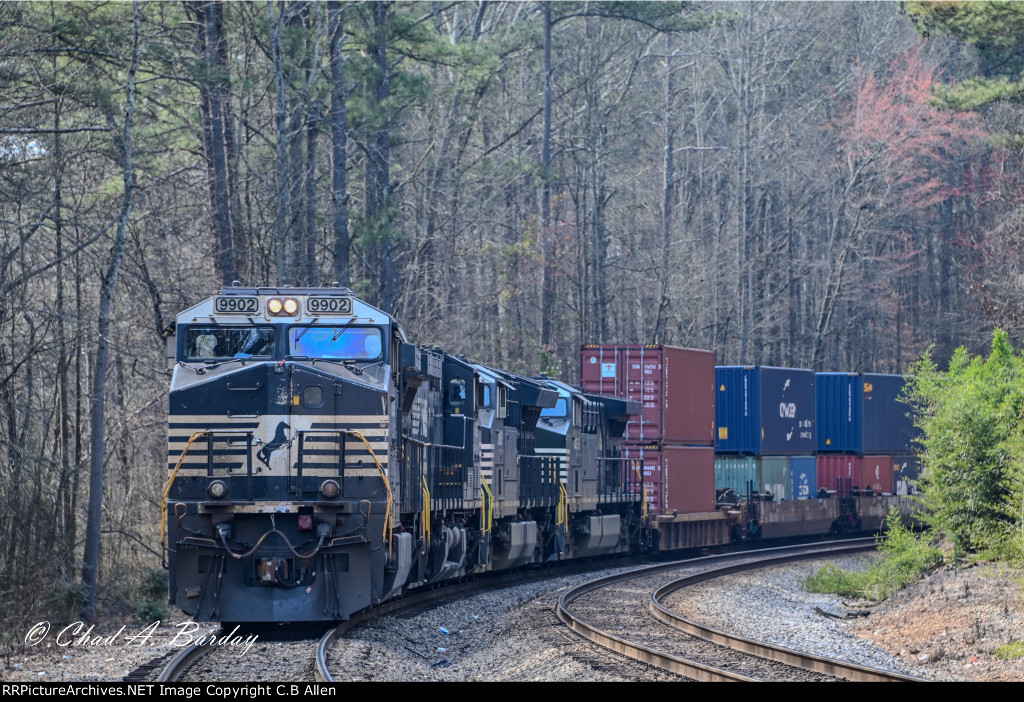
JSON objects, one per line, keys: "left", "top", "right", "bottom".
{"left": 161, "top": 285, "right": 918, "bottom": 623}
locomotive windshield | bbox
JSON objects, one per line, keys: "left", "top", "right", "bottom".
{"left": 289, "top": 325, "right": 384, "bottom": 360}
{"left": 184, "top": 325, "right": 276, "bottom": 360}
{"left": 540, "top": 398, "right": 568, "bottom": 418}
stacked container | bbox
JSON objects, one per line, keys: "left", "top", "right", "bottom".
{"left": 815, "top": 454, "right": 895, "bottom": 494}
{"left": 815, "top": 373, "right": 918, "bottom": 495}
{"left": 581, "top": 345, "right": 716, "bottom": 515}
{"left": 816, "top": 373, "right": 918, "bottom": 454}
{"left": 893, "top": 455, "right": 921, "bottom": 496}
{"left": 789, "top": 456, "right": 817, "bottom": 500}
{"left": 714, "top": 366, "right": 816, "bottom": 500}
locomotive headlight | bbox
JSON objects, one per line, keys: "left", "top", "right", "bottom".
{"left": 267, "top": 297, "right": 298, "bottom": 316}
{"left": 320, "top": 479, "right": 341, "bottom": 499}
{"left": 208, "top": 479, "right": 228, "bottom": 500}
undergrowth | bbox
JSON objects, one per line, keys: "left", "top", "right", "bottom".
{"left": 805, "top": 506, "right": 943, "bottom": 601}
{"left": 994, "top": 641, "right": 1024, "bottom": 660}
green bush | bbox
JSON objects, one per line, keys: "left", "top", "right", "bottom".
{"left": 805, "top": 507, "right": 942, "bottom": 600}
{"left": 905, "top": 330, "right": 1024, "bottom": 563}
{"left": 48, "top": 579, "right": 89, "bottom": 619}
{"left": 136, "top": 598, "right": 169, "bottom": 622}
{"left": 135, "top": 569, "right": 169, "bottom": 621}
{"left": 804, "top": 562, "right": 873, "bottom": 598}
{"left": 871, "top": 507, "right": 943, "bottom": 598}
{"left": 994, "top": 641, "right": 1024, "bottom": 660}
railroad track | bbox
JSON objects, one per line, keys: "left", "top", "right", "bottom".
{"left": 153, "top": 626, "right": 321, "bottom": 682}
{"left": 557, "top": 539, "right": 931, "bottom": 682}
{"left": 155, "top": 629, "right": 222, "bottom": 682}
{"left": 132, "top": 538, "right": 899, "bottom": 682}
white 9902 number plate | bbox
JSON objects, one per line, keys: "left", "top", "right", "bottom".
{"left": 214, "top": 296, "right": 259, "bottom": 314}
{"left": 306, "top": 297, "right": 353, "bottom": 315}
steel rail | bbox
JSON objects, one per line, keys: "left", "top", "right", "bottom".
{"left": 650, "top": 543, "right": 929, "bottom": 681}
{"left": 557, "top": 539, "right": 927, "bottom": 682}
{"left": 156, "top": 628, "right": 222, "bottom": 682}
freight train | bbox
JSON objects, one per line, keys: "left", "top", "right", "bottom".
{"left": 161, "top": 285, "right": 919, "bottom": 623}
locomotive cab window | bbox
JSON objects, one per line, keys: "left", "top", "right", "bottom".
{"left": 496, "top": 386, "right": 508, "bottom": 419}
{"left": 289, "top": 326, "right": 384, "bottom": 360}
{"left": 449, "top": 378, "right": 467, "bottom": 406}
{"left": 477, "top": 383, "right": 493, "bottom": 409}
{"left": 183, "top": 326, "right": 276, "bottom": 360}
{"left": 540, "top": 398, "right": 567, "bottom": 418}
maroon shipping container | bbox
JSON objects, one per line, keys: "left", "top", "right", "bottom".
{"left": 581, "top": 345, "right": 715, "bottom": 445}
{"left": 860, "top": 455, "right": 894, "bottom": 495}
{"left": 816, "top": 454, "right": 862, "bottom": 492}
{"left": 623, "top": 443, "right": 716, "bottom": 515}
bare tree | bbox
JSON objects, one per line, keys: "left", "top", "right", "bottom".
{"left": 81, "top": 1, "right": 141, "bottom": 622}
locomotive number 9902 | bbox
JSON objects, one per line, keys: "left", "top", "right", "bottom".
{"left": 214, "top": 296, "right": 259, "bottom": 314}
{"left": 307, "top": 297, "right": 353, "bottom": 315}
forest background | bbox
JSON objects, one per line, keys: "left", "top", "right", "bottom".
{"left": 3, "top": 1, "right": 1024, "bottom": 628}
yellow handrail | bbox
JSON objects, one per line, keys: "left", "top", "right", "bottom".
{"left": 557, "top": 481, "right": 568, "bottom": 528}
{"left": 480, "top": 474, "right": 493, "bottom": 534}
{"left": 343, "top": 429, "right": 394, "bottom": 556}
{"left": 161, "top": 430, "right": 211, "bottom": 555}
{"left": 161, "top": 428, "right": 395, "bottom": 560}
{"left": 632, "top": 458, "right": 648, "bottom": 520}
{"left": 421, "top": 474, "right": 431, "bottom": 551}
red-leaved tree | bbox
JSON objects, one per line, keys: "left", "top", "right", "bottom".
{"left": 813, "top": 45, "right": 991, "bottom": 368}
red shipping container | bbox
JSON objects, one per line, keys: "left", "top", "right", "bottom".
{"left": 816, "top": 454, "right": 862, "bottom": 492}
{"left": 623, "top": 443, "right": 716, "bottom": 515}
{"left": 860, "top": 455, "right": 894, "bottom": 495}
{"left": 580, "top": 345, "right": 715, "bottom": 445}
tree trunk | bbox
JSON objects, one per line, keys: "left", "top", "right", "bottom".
{"left": 270, "top": 0, "right": 291, "bottom": 284}
{"left": 329, "top": 2, "right": 350, "bottom": 286}
{"left": 655, "top": 31, "right": 676, "bottom": 344}
{"left": 371, "top": 1, "right": 397, "bottom": 313}
{"left": 540, "top": 3, "right": 554, "bottom": 352}
{"left": 190, "top": 1, "right": 237, "bottom": 285}
{"left": 81, "top": 1, "right": 140, "bottom": 623}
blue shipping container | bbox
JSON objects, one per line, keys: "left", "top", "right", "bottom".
{"left": 716, "top": 366, "right": 815, "bottom": 455}
{"left": 816, "top": 373, "right": 919, "bottom": 454}
{"left": 816, "top": 373, "right": 860, "bottom": 452}
{"left": 863, "top": 374, "right": 920, "bottom": 454}
{"left": 789, "top": 456, "right": 817, "bottom": 500}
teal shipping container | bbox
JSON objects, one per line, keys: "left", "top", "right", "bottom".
{"left": 715, "top": 455, "right": 758, "bottom": 495}
{"left": 759, "top": 456, "right": 791, "bottom": 501}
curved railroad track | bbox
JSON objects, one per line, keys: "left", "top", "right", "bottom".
{"left": 557, "top": 539, "right": 931, "bottom": 682}
{"left": 156, "top": 629, "right": 221, "bottom": 682}
{"left": 136, "top": 538, "right": 908, "bottom": 682}
{"left": 155, "top": 626, "right": 322, "bottom": 682}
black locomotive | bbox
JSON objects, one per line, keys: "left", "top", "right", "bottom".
{"left": 163, "top": 285, "right": 646, "bottom": 622}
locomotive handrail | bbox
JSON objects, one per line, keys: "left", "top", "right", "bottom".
{"left": 630, "top": 459, "right": 647, "bottom": 520}
{"left": 294, "top": 429, "right": 347, "bottom": 484}
{"left": 340, "top": 429, "right": 394, "bottom": 555}
{"left": 161, "top": 430, "right": 211, "bottom": 565}
{"left": 480, "top": 474, "right": 494, "bottom": 534}
{"left": 558, "top": 482, "right": 568, "bottom": 529}
{"left": 161, "top": 429, "right": 259, "bottom": 561}
{"left": 421, "top": 475, "right": 430, "bottom": 553}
